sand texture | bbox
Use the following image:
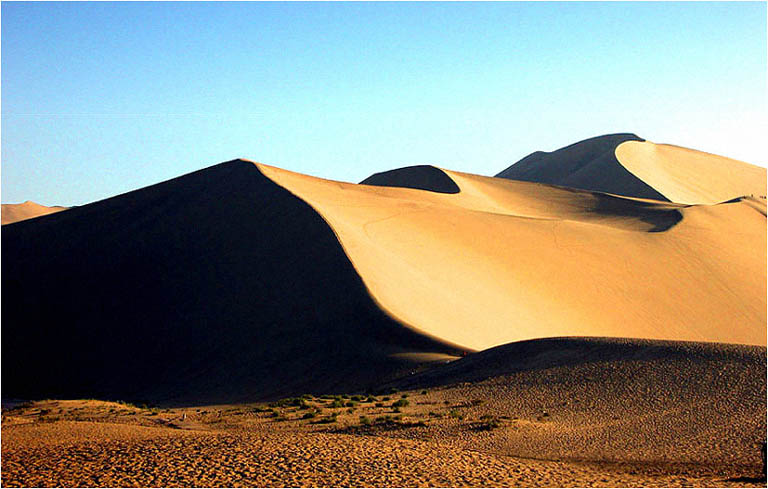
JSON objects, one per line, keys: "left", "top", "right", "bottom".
{"left": 2, "top": 338, "right": 765, "bottom": 487}
{"left": 1, "top": 201, "right": 68, "bottom": 225}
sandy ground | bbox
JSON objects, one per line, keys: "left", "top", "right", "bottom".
{"left": 2, "top": 390, "right": 764, "bottom": 487}
{"left": 3, "top": 338, "right": 765, "bottom": 488}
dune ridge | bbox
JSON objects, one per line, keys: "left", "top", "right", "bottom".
{"left": 2, "top": 201, "right": 68, "bottom": 225}
{"left": 1, "top": 160, "right": 461, "bottom": 403}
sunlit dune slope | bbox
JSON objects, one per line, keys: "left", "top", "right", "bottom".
{"left": 2, "top": 161, "right": 461, "bottom": 403}
{"left": 616, "top": 141, "right": 767, "bottom": 204}
{"left": 497, "top": 133, "right": 766, "bottom": 204}
{"left": 260, "top": 163, "right": 766, "bottom": 349}
{"left": 2, "top": 201, "right": 68, "bottom": 225}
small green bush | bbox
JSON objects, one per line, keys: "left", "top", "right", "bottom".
{"left": 392, "top": 399, "right": 409, "bottom": 408}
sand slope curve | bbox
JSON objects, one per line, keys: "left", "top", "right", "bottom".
{"left": 616, "top": 141, "right": 767, "bottom": 205}
{"left": 260, "top": 162, "right": 766, "bottom": 349}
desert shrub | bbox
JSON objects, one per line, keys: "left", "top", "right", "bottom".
{"left": 375, "top": 402, "right": 384, "bottom": 407}
{"left": 448, "top": 409, "right": 463, "bottom": 420}
{"left": 392, "top": 399, "right": 409, "bottom": 408}
{"left": 393, "top": 407, "right": 401, "bottom": 413}
{"left": 428, "top": 411, "right": 442, "bottom": 418}
{"left": 330, "top": 400, "right": 344, "bottom": 409}
{"left": 345, "top": 401, "right": 357, "bottom": 408}
{"left": 351, "top": 395, "right": 365, "bottom": 402}
{"left": 401, "top": 394, "right": 409, "bottom": 399}
{"left": 269, "top": 409, "right": 280, "bottom": 418}
{"left": 301, "top": 411, "right": 316, "bottom": 420}
{"left": 382, "top": 397, "right": 391, "bottom": 401}
{"left": 366, "top": 396, "right": 377, "bottom": 403}
{"left": 476, "top": 415, "right": 501, "bottom": 431}
{"left": 421, "top": 390, "right": 428, "bottom": 395}
{"left": 359, "top": 416, "right": 371, "bottom": 426}
{"left": 347, "top": 407, "right": 355, "bottom": 414}
{"left": 314, "top": 415, "right": 337, "bottom": 424}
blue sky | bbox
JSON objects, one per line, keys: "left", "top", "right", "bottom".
{"left": 2, "top": 1, "right": 766, "bottom": 206}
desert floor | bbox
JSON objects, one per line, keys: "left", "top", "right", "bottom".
{"left": 2, "top": 388, "right": 765, "bottom": 488}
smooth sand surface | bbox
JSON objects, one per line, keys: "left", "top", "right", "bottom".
{"left": 259, "top": 162, "right": 766, "bottom": 349}
{"left": 616, "top": 141, "right": 767, "bottom": 204}
{"left": 1, "top": 201, "right": 67, "bottom": 225}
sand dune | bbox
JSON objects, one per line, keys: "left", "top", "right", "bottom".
{"left": 2, "top": 136, "right": 765, "bottom": 403}
{"left": 261, "top": 162, "right": 765, "bottom": 350}
{"left": 496, "top": 134, "right": 766, "bottom": 204}
{"left": 1, "top": 201, "right": 68, "bottom": 225}
{"left": 616, "top": 141, "right": 767, "bottom": 204}
{"left": 1, "top": 161, "right": 461, "bottom": 403}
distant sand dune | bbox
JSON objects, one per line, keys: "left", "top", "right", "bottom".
{"left": 496, "top": 134, "right": 766, "bottom": 205}
{"left": 616, "top": 141, "right": 767, "bottom": 204}
{"left": 2, "top": 201, "right": 68, "bottom": 225}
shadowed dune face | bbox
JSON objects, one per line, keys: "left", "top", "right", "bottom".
{"left": 1, "top": 160, "right": 461, "bottom": 403}
{"left": 260, "top": 163, "right": 766, "bottom": 349}
{"left": 360, "top": 165, "right": 460, "bottom": 194}
{"left": 2, "top": 201, "right": 68, "bottom": 225}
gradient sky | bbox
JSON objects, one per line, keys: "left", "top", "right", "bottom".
{"left": 2, "top": 1, "right": 766, "bottom": 206}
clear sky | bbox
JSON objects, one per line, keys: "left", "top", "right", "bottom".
{"left": 2, "top": 1, "right": 766, "bottom": 206}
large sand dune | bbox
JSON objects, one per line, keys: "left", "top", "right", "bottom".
{"left": 1, "top": 161, "right": 461, "bottom": 403}
{"left": 497, "top": 134, "right": 766, "bottom": 204}
{"left": 1, "top": 201, "right": 68, "bottom": 225}
{"left": 2, "top": 136, "right": 765, "bottom": 403}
